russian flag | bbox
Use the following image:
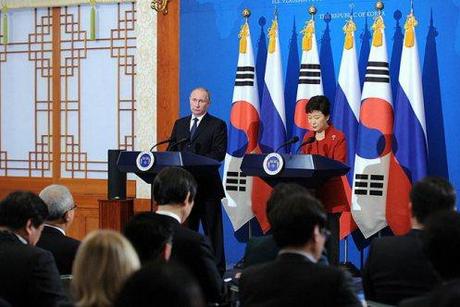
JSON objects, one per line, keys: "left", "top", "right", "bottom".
{"left": 254, "top": 15, "right": 287, "bottom": 231}
{"left": 292, "top": 16, "right": 323, "bottom": 152}
{"left": 222, "top": 18, "right": 261, "bottom": 231}
{"left": 387, "top": 9, "right": 427, "bottom": 235}
{"left": 332, "top": 17, "right": 361, "bottom": 239}
{"left": 351, "top": 13, "right": 394, "bottom": 238}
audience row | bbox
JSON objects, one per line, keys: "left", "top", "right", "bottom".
{"left": 0, "top": 167, "right": 458, "bottom": 307}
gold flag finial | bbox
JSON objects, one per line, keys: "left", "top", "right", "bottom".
{"left": 268, "top": 18, "right": 278, "bottom": 54}
{"left": 301, "top": 6, "right": 317, "bottom": 51}
{"left": 239, "top": 9, "right": 250, "bottom": 54}
{"left": 372, "top": 2, "right": 385, "bottom": 47}
{"left": 343, "top": 19, "right": 357, "bottom": 50}
{"left": 404, "top": 11, "right": 418, "bottom": 48}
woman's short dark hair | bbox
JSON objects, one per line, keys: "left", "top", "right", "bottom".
{"left": 0, "top": 191, "right": 49, "bottom": 229}
{"left": 153, "top": 167, "right": 197, "bottom": 205}
{"left": 306, "top": 95, "right": 331, "bottom": 116}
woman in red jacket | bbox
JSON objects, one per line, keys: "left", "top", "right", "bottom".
{"left": 301, "top": 95, "right": 349, "bottom": 265}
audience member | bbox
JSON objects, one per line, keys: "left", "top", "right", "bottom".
{"left": 399, "top": 211, "right": 460, "bottom": 307}
{"left": 114, "top": 262, "right": 205, "bottom": 307}
{"left": 363, "top": 176, "right": 456, "bottom": 305}
{"left": 153, "top": 167, "right": 223, "bottom": 304}
{"left": 36, "top": 184, "right": 80, "bottom": 275}
{"left": 243, "top": 183, "right": 328, "bottom": 268}
{"left": 239, "top": 189, "right": 360, "bottom": 306}
{"left": 123, "top": 212, "right": 173, "bottom": 264}
{"left": 0, "top": 191, "right": 68, "bottom": 307}
{"left": 71, "top": 230, "right": 140, "bottom": 307}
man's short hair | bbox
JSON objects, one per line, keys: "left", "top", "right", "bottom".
{"left": 266, "top": 183, "right": 310, "bottom": 222}
{"left": 191, "top": 87, "right": 211, "bottom": 102}
{"left": 153, "top": 167, "right": 197, "bottom": 206}
{"left": 270, "top": 192, "right": 326, "bottom": 248}
{"left": 0, "top": 191, "right": 49, "bottom": 229}
{"left": 39, "top": 184, "right": 74, "bottom": 220}
{"left": 124, "top": 212, "right": 173, "bottom": 264}
{"left": 423, "top": 211, "right": 460, "bottom": 280}
{"left": 114, "top": 262, "right": 204, "bottom": 307}
{"left": 305, "top": 95, "right": 331, "bottom": 116}
{"left": 410, "top": 176, "right": 456, "bottom": 224}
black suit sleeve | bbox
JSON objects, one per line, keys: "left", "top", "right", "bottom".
{"left": 30, "top": 250, "right": 69, "bottom": 307}
{"left": 166, "top": 121, "right": 179, "bottom": 151}
{"left": 194, "top": 235, "right": 224, "bottom": 303}
{"left": 207, "top": 119, "right": 227, "bottom": 162}
{"left": 334, "top": 270, "right": 362, "bottom": 307}
{"left": 362, "top": 241, "right": 377, "bottom": 301}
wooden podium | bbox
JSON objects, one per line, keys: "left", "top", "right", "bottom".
{"left": 98, "top": 199, "right": 134, "bottom": 231}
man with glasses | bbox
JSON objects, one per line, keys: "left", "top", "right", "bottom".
{"left": 239, "top": 187, "right": 360, "bottom": 307}
{"left": 37, "top": 184, "right": 80, "bottom": 275}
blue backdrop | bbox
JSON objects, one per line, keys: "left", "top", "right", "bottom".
{"left": 179, "top": 0, "right": 460, "bottom": 268}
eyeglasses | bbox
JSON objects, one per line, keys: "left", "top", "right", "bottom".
{"left": 61, "top": 203, "right": 77, "bottom": 218}
{"left": 320, "top": 228, "right": 331, "bottom": 240}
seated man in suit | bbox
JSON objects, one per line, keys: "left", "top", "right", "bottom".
{"left": 239, "top": 187, "right": 360, "bottom": 307}
{"left": 244, "top": 183, "right": 328, "bottom": 268}
{"left": 114, "top": 262, "right": 205, "bottom": 307}
{"left": 123, "top": 212, "right": 174, "bottom": 264}
{"left": 363, "top": 176, "right": 456, "bottom": 305}
{"left": 36, "top": 184, "right": 80, "bottom": 275}
{"left": 153, "top": 167, "right": 223, "bottom": 304}
{"left": 399, "top": 211, "right": 460, "bottom": 307}
{"left": 0, "top": 191, "right": 68, "bottom": 307}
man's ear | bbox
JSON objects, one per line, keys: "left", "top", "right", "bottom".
{"left": 184, "top": 192, "right": 194, "bottom": 207}
{"left": 24, "top": 219, "right": 34, "bottom": 236}
{"left": 312, "top": 225, "right": 321, "bottom": 243}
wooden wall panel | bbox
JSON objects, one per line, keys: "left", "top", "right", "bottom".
{"left": 157, "top": 0, "right": 180, "bottom": 151}
{"left": 0, "top": 2, "right": 180, "bottom": 241}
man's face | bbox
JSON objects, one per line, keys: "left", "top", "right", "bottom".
{"left": 189, "top": 89, "right": 210, "bottom": 117}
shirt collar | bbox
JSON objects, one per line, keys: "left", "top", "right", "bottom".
{"left": 279, "top": 248, "right": 317, "bottom": 263}
{"left": 156, "top": 210, "right": 181, "bottom": 223}
{"left": 191, "top": 113, "right": 206, "bottom": 122}
{"left": 14, "top": 232, "right": 28, "bottom": 245}
{"left": 44, "top": 224, "right": 66, "bottom": 235}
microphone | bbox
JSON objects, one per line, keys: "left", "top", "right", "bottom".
{"left": 296, "top": 136, "right": 316, "bottom": 153}
{"left": 168, "top": 137, "right": 190, "bottom": 151}
{"left": 149, "top": 138, "right": 172, "bottom": 151}
{"left": 275, "top": 136, "right": 300, "bottom": 153}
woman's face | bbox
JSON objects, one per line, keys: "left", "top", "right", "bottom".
{"left": 307, "top": 110, "right": 329, "bottom": 132}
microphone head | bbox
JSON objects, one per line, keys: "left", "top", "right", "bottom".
{"left": 291, "top": 136, "right": 300, "bottom": 143}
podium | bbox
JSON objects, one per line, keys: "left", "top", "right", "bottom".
{"left": 241, "top": 153, "right": 350, "bottom": 266}
{"left": 240, "top": 153, "right": 349, "bottom": 187}
{"left": 100, "top": 150, "right": 221, "bottom": 231}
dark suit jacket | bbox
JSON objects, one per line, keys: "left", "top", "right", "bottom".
{"left": 399, "top": 279, "right": 460, "bottom": 307}
{"left": 0, "top": 231, "right": 68, "bottom": 307}
{"left": 36, "top": 225, "right": 80, "bottom": 275}
{"left": 167, "top": 113, "right": 227, "bottom": 200}
{"left": 239, "top": 253, "right": 360, "bottom": 307}
{"left": 363, "top": 229, "right": 440, "bottom": 305}
{"left": 161, "top": 215, "right": 223, "bottom": 303}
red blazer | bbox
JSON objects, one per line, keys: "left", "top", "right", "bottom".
{"left": 302, "top": 125, "right": 349, "bottom": 212}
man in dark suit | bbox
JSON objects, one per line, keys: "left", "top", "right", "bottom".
{"left": 0, "top": 191, "right": 68, "bottom": 307}
{"left": 167, "top": 87, "right": 227, "bottom": 274}
{"left": 243, "top": 183, "right": 328, "bottom": 268}
{"left": 36, "top": 184, "right": 80, "bottom": 275}
{"left": 153, "top": 167, "right": 223, "bottom": 304}
{"left": 363, "top": 177, "right": 456, "bottom": 305}
{"left": 239, "top": 186, "right": 360, "bottom": 307}
{"left": 399, "top": 211, "right": 460, "bottom": 307}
